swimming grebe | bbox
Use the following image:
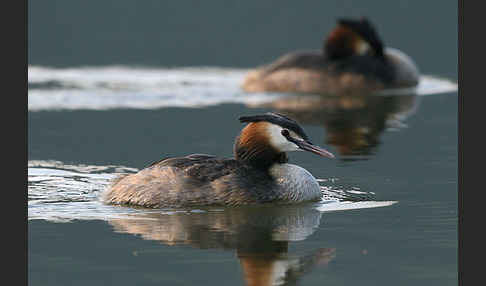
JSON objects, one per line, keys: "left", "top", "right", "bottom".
{"left": 242, "top": 17, "right": 420, "bottom": 95}
{"left": 103, "top": 113, "right": 335, "bottom": 208}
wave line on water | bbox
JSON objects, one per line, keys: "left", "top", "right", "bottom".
{"left": 28, "top": 160, "right": 397, "bottom": 222}
{"left": 28, "top": 65, "right": 457, "bottom": 111}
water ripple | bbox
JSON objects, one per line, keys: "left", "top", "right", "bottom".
{"left": 28, "top": 160, "right": 396, "bottom": 223}
{"left": 28, "top": 65, "right": 457, "bottom": 111}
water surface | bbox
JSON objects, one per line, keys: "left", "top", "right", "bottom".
{"left": 28, "top": 89, "right": 457, "bottom": 285}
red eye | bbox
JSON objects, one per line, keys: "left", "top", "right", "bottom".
{"left": 281, "top": 129, "right": 290, "bottom": 137}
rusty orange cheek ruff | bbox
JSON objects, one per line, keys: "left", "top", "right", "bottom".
{"left": 325, "top": 25, "right": 369, "bottom": 59}
{"left": 237, "top": 122, "right": 270, "bottom": 152}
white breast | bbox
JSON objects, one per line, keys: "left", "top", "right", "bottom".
{"left": 269, "top": 163, "right": 322, "bottom": 202}
{"left": 384, "top": 47, "right": 420, "bottom": 85}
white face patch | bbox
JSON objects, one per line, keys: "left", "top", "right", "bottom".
{"left": 266, "top": 123, "right": 302, "bottom": 152}
{"left": 355, "top": 39, "right": 371, "bottom": 55}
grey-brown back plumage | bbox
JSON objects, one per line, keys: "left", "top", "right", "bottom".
{"left": 261, "top": 50, "right": 395, "bottom": 84}
{"left": 102, "top": 154, "right": 282, "bottom": 208}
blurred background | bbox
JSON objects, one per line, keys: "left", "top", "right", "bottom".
{"left": 28, "top": 0, "right": 456, "bottom": 78}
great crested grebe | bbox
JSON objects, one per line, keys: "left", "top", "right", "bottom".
{"left": 242, "top": 17, "right": 420, "bottom": 95}
{"left": 103, "top": 113, "right": 335, "bottom": 208}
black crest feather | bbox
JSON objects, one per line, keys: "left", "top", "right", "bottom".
{"left": 338, "top": 17, "right": 385, "bottom": 57}
{"left": 238, "top": 112, "right": 309, "bottom": 141}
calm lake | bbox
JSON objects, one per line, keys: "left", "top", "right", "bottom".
{"left": 28, "top": 1, "right": 457, "bottom": 285}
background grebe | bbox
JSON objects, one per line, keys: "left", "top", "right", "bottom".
{"left": 242, "top": 17, "right": 420, "bottom": 95}
{"left": 102, "top": 113, "right": 334, "bottom": 208}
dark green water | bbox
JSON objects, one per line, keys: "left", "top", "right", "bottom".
{"left": 28, "top": 1, "right": 457, "bottom": 285}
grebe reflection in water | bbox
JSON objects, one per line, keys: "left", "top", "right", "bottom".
{"left": 247, "top": 93, "right": 420, "bottom": 159}
{"left": 108, "top": 206, "right": 335, "bottom": 286}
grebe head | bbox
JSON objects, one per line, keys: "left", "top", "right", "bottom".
{"left": 324, "top": 17, "right": 385, "bottom": 60}
{"left": 234, "top": 113, "right": 334, "bottom": 169}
